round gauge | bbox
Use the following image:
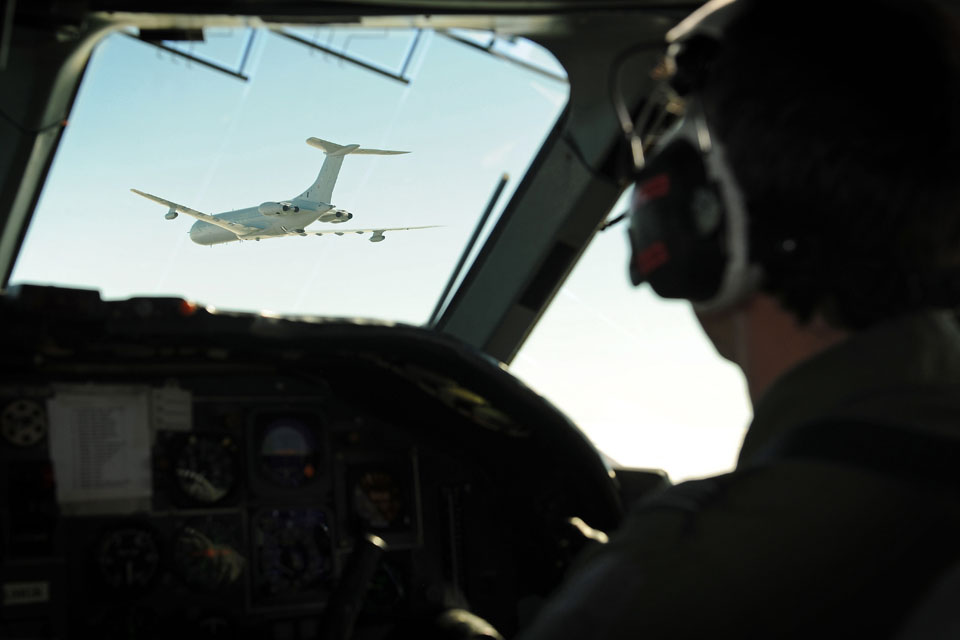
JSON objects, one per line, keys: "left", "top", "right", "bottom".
{"left": 1, "top": 399, "right": 47, "bottom": 447}
{"left": 254, "top": 508, "right": 332, "bottom": 597}
{"left": 175, "top": 435, "right": 236, "bottom": 504}
{"left": 352, "top": 471, "right": 406, "bottom": 530}
{"left": 258, "top": 418, "right": 319, "bottom": 487}
{"left": 174, "top": 522, "right": 245, "bottom": 591}
{"left": 96, "top": 526, "right": 161, "bottom": 591}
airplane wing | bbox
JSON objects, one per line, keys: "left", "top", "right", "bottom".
{"left": 293, "top": 225, "right": 442, "bottom": 237}
{"left": 131, "top": 189, "right": 263, "bottom": 236}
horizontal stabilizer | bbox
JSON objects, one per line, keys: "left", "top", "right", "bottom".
{"left": 286, "top": 225, "right": 441, "bottom": 237}
{"left": 306, "top": 137, "right": 409, "bottom": 156}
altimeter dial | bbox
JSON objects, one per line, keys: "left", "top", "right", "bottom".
{"left": 96, "top": 526, "right": 161, "bottom": 591}
{"left": 174, "top": 522, "right": 245, "bottom": 591}
{"left": 175, "top": 435, "right": 237, "bottom": 504}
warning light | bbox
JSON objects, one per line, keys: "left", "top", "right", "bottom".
{"left": 304, "top": 464, "right": 316, "bottom": 479}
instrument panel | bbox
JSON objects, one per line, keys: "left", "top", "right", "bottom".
{"left": 0, "top": 287, "right": 626, "bottom": 640}
{"left": 0, "top": 380, "right": 467, "bottom": 639}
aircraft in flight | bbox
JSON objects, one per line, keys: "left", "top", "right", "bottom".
{"left": 132, "top": 137, "right": 439, "bottom": 245}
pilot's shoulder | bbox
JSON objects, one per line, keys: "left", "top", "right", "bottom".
{"left": 518, "top": 465, "right": 940, "bottom": 640}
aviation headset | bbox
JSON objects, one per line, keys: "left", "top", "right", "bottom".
{"left": 627, "top": 0, "right": 960, "bottom": 317}
{"left": 626, "top": 0, "right": 758, "bottom": 314}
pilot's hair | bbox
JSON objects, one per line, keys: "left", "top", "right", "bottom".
{"left": 699, "top": 0, "right": 960, "bottom": 329}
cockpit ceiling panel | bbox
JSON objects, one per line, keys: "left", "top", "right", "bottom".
{"left": 84, "top": 0, "right": 701, "bottom": 13}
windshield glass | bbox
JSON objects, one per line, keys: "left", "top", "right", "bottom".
{"left": 7, "top": 24, "right": 748, "bottom": 482}
{"left": 9, "top": 26, "right": 568, "bottom": 325}
{"left": 511, "top": 192, "right": 752, "bottom": 482}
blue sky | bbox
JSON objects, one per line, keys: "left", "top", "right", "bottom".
{"left": 10, "top": 26, "right": 750, "bottom": 480}
{"left": 12, "top": 27, "right": 566, "bottom": 320}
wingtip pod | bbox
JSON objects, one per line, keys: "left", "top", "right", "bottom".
{"left": 306, "top": 136, "right": 409, "bottom": 156}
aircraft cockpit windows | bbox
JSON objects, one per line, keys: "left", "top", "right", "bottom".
{"left": 511, "top": 192, "right": 753, "bottom": 482}
{"left": 8, "top": 25, "right": 568, "bottom": 325}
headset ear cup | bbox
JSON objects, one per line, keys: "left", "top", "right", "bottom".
{"left": 628, "top": 138, "right": 728, "bottom": 300}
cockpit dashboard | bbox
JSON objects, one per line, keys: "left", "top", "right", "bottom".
{"left": 0, "top": 284, "right": 650, "bottom": 639}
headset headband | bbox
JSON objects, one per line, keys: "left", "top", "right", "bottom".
{"left": 666, "top": 0, "right": 741, "bottom": 45}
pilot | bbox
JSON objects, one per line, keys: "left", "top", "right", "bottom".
{"left": 517, "top": 0, "right": 960, "bottom": 637}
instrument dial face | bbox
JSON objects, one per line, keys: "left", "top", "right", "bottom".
{"left": 96, "top": 526, "right": 162, "bottom": 591}
{"left": 174, "top": 519, "right": 245, "bottom": 592}
{"left": 352, "top": 471, "right": 408, "bottom": 530}
{"left": 254, "top": 508, "right": 332, "bottom": 599}
{"left": 257, "top": 417, "right": 320, "bottom": 488}
{"left": 175, "top": 435, "right": 237, "bottom": 504}
{"left": 1, "top": 399, "right": 47, "bottom": 447}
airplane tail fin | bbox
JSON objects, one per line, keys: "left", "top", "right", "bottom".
{"left": 306, "top": 137, "right": 409, "bottom": 157}
{"left": 297, "top": 137, "right": 409, "bottom": 204}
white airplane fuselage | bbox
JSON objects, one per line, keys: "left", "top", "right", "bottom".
{"left": 133, "top": 137, "right": 431, "bottom": 246}
{"left": 188, "top": 201, "right": 353, "bottom": 245}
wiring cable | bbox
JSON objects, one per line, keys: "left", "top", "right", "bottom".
{"left": 0, "top": 105, "right": 67, "bottom": 135}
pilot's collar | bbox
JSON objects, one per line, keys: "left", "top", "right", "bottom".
{"left": 738, "top": 310, "right": 960, "bottom": 466}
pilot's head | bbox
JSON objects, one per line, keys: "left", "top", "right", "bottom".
{"left": 628, "top": 0, "right": 960, "bottom": 334}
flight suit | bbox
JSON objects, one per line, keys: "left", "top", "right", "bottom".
{"left": 518, "top": 310, "right": 960, "bottom": 639}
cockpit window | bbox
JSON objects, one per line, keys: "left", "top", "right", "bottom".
{"left": 511, "top": 192, "right": 752, "bottom": 482}
{"left": 9, "top": 26, "right": 568, "bottom": 324}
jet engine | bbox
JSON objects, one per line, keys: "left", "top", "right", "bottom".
{"left": 369, "top": 231, "right": 386, "bottom": 243}
{"left": 165, "top": 207, "right": 178, "bottom": 220}
{"left": 258, "top": 201, "right": 300, "bottom": 216}
{"left": 318, "top": 208, "right": 353, "bottom": 223}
